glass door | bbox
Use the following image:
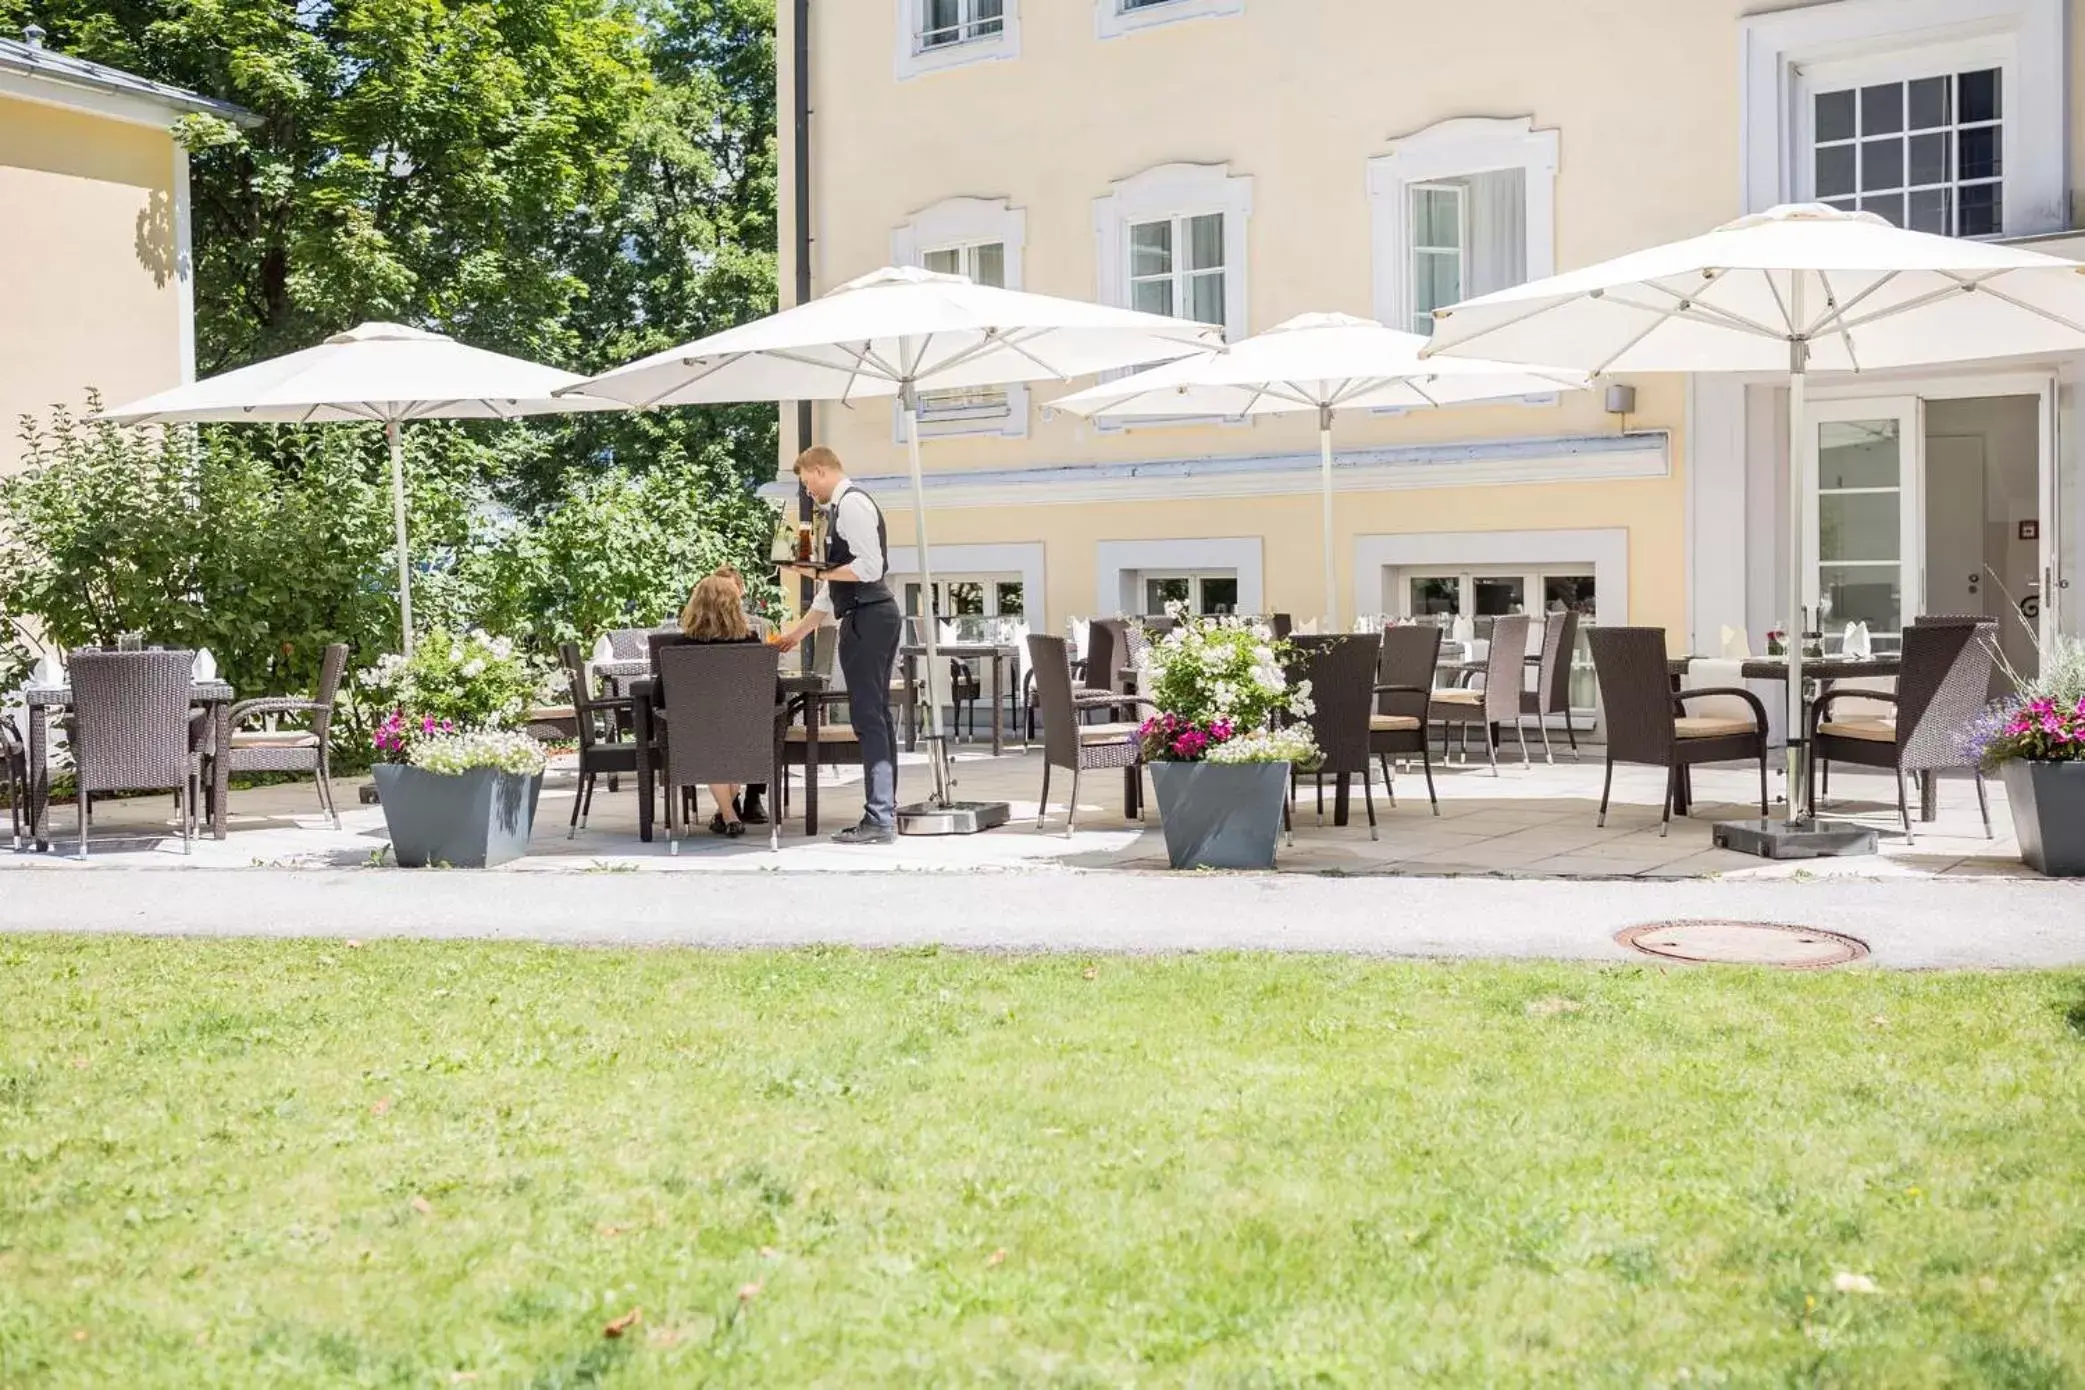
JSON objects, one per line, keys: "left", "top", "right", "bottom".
{"left": 1805, "top": 397, "right": 1922, "bottom": 643}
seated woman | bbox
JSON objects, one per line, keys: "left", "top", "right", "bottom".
{"left": 679, "top": 574, "right": 762, "bottom": 837}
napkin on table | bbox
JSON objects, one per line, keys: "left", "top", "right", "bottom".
{"left": 192, "top": 648, "right": 217, "bottom": 682}
{"left": 590, "top": 634, "right": 615, "bottom": 665}
{"left": 1719, "top": 625, "right": 1751, "bottom": 659}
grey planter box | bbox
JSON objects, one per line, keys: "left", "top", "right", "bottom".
{"left": 1149, "top": 761, "right": 1288, "bottom": 871}
{"left": 2000, "top": 759, "right": 2085, "bottom": 877}
{"left": 371, "top": 764, "right": 542, "bottom": 869}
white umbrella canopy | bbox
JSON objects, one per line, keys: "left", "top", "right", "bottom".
{"left": 100, "top": 323, "right": 620, "bottom": 656}
{"left": 1054, "top": 312, "right": 1588, "bottom": 626}
{"left": 564, "top": 265, "right": 1226, "bottom": 408}
{"left": 1421, "top": 203, "right": 2085, "bottom": 830}
{"left": 565, "top": 265, "right": 1224, "bottom": 811}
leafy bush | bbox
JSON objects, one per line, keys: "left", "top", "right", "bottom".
{"left": 408, "top": 729, "right": 548, "bottom": 778}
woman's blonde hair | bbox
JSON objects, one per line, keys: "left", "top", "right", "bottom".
{"left": 680, "top": 575, "right": 751, "bottom": 640}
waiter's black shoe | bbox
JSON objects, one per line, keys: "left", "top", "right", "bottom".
{"left": 831, "top": 820, "right": 896, "bottom": 846}
{"left": 736, "top": 794, "right": 768, "bottom": 825}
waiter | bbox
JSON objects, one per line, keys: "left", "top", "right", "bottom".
{"left": 776, "top": 446, "right": 900, "bottom": 845}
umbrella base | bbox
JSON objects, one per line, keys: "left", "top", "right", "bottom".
{"left": 1711, "top": 817, "right": 1878, "bottom": 860}
{"left": 896, "top": 799, "right": 1011, "bottom": 837}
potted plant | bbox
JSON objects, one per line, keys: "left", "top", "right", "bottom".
{"left": 1136, "top": 609, "right": 1319, "bottom": 870}
{"left": 1965, "top": 637, "right": 2085, "bottom": 877}
{"left": 359, "top": 631, "right": 550, "bottom": 868}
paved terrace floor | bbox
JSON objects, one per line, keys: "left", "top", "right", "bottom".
{"left": 2, "top": 739, "right": 2039, "bottom": 881}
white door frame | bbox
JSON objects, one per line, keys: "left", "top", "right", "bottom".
{"left": 1809, "top": 370, "right": 2057, "bottom": 645}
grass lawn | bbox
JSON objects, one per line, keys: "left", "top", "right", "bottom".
{"left": 2, "top": 937, "right": 2083, "bottom": 1387}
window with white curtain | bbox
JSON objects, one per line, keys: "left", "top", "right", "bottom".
{"left": 896, "top": 0, "right": 1017, "bottom": 77}
{"left": 1407, "top": 171, "right": 1526, "bottom": 334}
{"left": 1126, "top": 214, "right": 1226, "bottom": 327}
{"left": 919, "top": 242, "right": 1010, "bottom": 422}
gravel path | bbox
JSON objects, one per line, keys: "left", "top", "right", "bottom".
{"left": 3, "top": 867, "right": 2080, "bottom": 968}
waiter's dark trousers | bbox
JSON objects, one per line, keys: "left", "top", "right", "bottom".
{"left": 838, "top": 596, "right": 903, "bottom": 827}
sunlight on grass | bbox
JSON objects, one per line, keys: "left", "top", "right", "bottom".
{"left": 1, "top": 937, "right": 2081, "bottom": 1385}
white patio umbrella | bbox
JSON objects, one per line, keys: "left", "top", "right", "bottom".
{"left": 100, "top": 322, "right": 618, "bottom": 657}
{"left": 1421, "top": 202, "right": 2085, "bottom": 834}
{"left": 563, "top": 265, "right": 1223, "bottom": 817}
{"left": 1054, "top": 312, "right": 1587, "bottom": 627}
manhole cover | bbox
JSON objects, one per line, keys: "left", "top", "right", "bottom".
{"left": 1616, "top": 920, "right": 1868, "bottom": 969}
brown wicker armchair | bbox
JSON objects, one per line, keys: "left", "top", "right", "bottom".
{"left": 1372, "top": 623, "right": 1441, "bottom": 815}
{"left": 1522, "top": 610, "right": 1581, "bottom": 763}
{"left": 1028, "top": 633, "right": 1147, "bottom": 836}
{"left": 1587, "top": 626, "right": 1769, "bottom": 836}
{"left": 557, "top": 641, "right": 643, "bottom": 838}
{"left": 202, "top": 643, "right": 349, "bottom": 830}
{"left": 67, "top": 650, "right": 201, "bottom": 858}
{"left": 3, "top": 708, "right": 25, "bottom": 851}
{"left": 1287, "top": 634, "right": 1384, "bottom": 838}
{"left": 1430, "top": 614, "right": 1533, "bottom": 776}
{"left": 1809, "top": 618, "right": 1997, "bottom": 842}
{"left": 655, "top": 642, "right": 785, "bottom": 854}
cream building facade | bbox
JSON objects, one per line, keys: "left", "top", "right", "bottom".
{"left": 778, "top": 0, "right": 2082, "bottom": 679}
{"left": 0, "top": 30, "right": 247, "bottom": 476}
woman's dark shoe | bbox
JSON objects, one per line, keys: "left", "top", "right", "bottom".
{"left": 708, "top": 812, "right": 729, "bottom": 836}
{"left": 725, "top": 818, "right": 747, "bottom": 838}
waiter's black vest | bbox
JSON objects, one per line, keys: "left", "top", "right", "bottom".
{"left": 826, "top": 486, "right": 893, "bottom": 615}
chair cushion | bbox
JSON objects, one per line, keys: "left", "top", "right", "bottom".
{"left": 1369, "top": 714, "right": 1421, "bottom": 732}
{"left": 229, "top": 730, "right": 320, "bottom": 749}
{"left": 1818, "top": 716, "right": 1897, "bottom": 744}
{"left": 1078, "top": 721, "right": 1142, "bottom": 746}
{"left": 1431, "top": 688, "right": 1484, "bottom": 706}
{"left": 524, "top": 704, "right": 577, "bottom": 723}
{"left": 785, "top": 723, "right": 860, "bottom": 742}
{"left": 1674, "top": 715, "right": 1757, "bottom": 739}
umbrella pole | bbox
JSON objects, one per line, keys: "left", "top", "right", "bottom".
{"left": 387, "top": 419, "right": 414, "bottom": 660}
{"left": 901, "top": 384, "right": 951, "bottom": 806}
{"left": 1319, "top": 407, "right": 1338, "bottom": 630}
{"left": 1784, "top": 279, "right": 1808, "bottom": 826}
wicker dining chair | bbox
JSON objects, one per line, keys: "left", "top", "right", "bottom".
{"left": 1587, "top": 626, "right": 1769, "bottom": 836}
{"left": 1522, "top": 610, "right": 1581, "bottom": 763}
{"left": 1372, "top": 623, "right": 1441, "bottom": 815}
{"left": 1028, "top": 634, "right": 1148, "bottom": 836}
{"left": 556, "top": 641, "right": 643, "bottom": 838}
{"left": 204, "top": 643, "right": 349, "bottom": 830}
{"left": 2, "top": 707, "right": 26, "bottom": 851}
{"left": 1429, "top": 614, "right": 1533, "bottom": 776}
{"left": 655, "top": 642, "right": 785, "bottom": 854}
{"left": 67, "top": 650, "right": 201, "bottom": 858}
{"left": 1809, "top": 618, "right": 1997, "bottom": 842}
{"left": 1287, "top": 634, "right": 1385, "bottom": 839}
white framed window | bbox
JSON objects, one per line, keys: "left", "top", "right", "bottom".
{"left": 1093, "top": 162, "right": 1252, "bottom": 342}
{"left": 904, "top": 574, "right": 1026, "bottom": 620}
{"left": 1740, "top": 0, "right": 2061, "bottom": 236}
{"left": 892, "top": 197, "right": 1029, "bottom": 438}
{"left": 1368, "top": 118, "right": 1555, "bottom": 338}
{"left": 1392, "top": 565, "right": 1600, "bottom": 711}
{"left": 1800, "top": 47, "right": 2004, "bottom": 236}
{"left": 894, "top": 0, "right": 1018, "bottom": 79}
{"left": 1139, "top": 571, "right": 1239, "bottom": 617}
{"left": 1095, "top": 0, "right": 1242, "bottom": 41}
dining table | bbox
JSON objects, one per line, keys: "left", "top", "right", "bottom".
{"left": 19, "top": 679, "right": 235, "bottom": 851}
{"left": 1665, "top": 652, "right": 1909, "bottom": 818}
{"left": 900, "top": 641, "right": 1021, "bottom": 756}
{"left": 608, "top": 663, "right": 831, "bottom": 842}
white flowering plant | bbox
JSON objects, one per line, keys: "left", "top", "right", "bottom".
{"left": 1135, "top": 606, "right": 1318, "bottom": 765}
{"left": 407, "top": 728, "right": 548, "bottom": 778}
{"left": 357, "top": 629, "right": 545, "bottom": 763}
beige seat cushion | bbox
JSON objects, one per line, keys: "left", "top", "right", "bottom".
{"left": 785, "top": 723, "right": 859, "bottom": 742}
{"left": 1674, "top": 715, "right": 1757, "bottom": 739}
{"left": 524, "top": 704, "right": 576, "bottom": 723}
{"left": 230, "top": 730, "right": 320, "bottom": 749}
{"left": 1430, "top": 688, "right": 1484, "bottom": 706}
{"left": 1370, "top": 714, "right": 1421, "bottom": 732}
{"left": 1818, "top": 716, "right": 1897, "bottom": 743}
{"left": 1078, "top": 721, "right": 1142, "bottom": 746}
